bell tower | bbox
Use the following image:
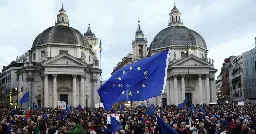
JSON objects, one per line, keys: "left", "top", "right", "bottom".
{"left": 168, "top": 3, "right": 183, "bottom": 26}
{"left": 132, "top": 20, "right": 148, "bottom": 60}
{"left": 55, "top": 3, "right": 69, "bottom": 26}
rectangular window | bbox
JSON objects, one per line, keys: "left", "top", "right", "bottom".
{"left": 59, "top": 50, "right": 68, "bottom": 55}
{"left": 41, "top": 51, "right": 45, "bottom": 58}
{"left": 181, "top": 52, "right": 186, "bottom": 58}
{"left": 33, "top": 53, "right": 36, "bottom": 60}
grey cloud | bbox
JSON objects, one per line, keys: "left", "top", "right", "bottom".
{"left": 0, "top": 0, "right": 255, "bottom": 80}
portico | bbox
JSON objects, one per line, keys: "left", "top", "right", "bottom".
{"left": 163, "top": 54, "right": 217, "bottom": 105}
{"left": 41, "top": 53, "right": 101, "bottom": 108}
{"left": 43, "top": 74, "right": 86, "bottom": 108}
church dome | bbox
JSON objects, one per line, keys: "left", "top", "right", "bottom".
{"left": 150, "top": 26, "right": 207, "bottom": 49}
{"left": 150, "top": 4, "right": 207, "bottom": 50}
{"left": 32, "top": 4, "right": 88, "bottom": 48}
{"left": 32, "top": 25, "right": 86, "bottom": 47}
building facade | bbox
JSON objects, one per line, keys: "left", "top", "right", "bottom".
{"left": 229, "top": 55, "right": 244, "bottom": 103}
{"left": 0, "top": 62, "right": 23, "bottom": 104}
{"left": 1, "top": 5, "right": 101, "bottom": 108}
{"left": 216, "top": 74, "right": 222, "bottom": 104}
{"left": 242, "top": 44, "right": 256, "bottom": 102}
{"left": 219, "top": 57, "right": 236, "bottom": 104}
{"left": 112, "top": 4, "right": 217, "bottom": 106}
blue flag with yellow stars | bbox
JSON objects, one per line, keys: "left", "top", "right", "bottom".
{"left": 98, "top": 50, "right": 170, "bottom": 110}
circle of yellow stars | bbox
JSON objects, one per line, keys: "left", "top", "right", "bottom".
{"left": 114, "top": 66, "right": 149, "bottom": 96}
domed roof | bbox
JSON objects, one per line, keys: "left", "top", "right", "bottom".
{"left": 150, "top": 26, "right": 207, "bottom": 50}
{"left": 32, "top": 25, "right": 88, "bottom": 47}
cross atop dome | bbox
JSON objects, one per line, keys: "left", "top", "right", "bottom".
{"left": 55, "top": 3, "right": 69, "bottom": 26}
{"left": 136, "top": 20, "right": 144, "bottom": 36}
{"left": 168, "top": 3, "right": 183, "bottom": 26}
{"left": 84, "top": 24, "right": 95, "bottom": 35}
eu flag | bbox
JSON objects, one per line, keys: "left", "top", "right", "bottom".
{"left": 157, "top": 116, "right": 178, "bottom": 134}
{"left": 20, "top": 91, "right": 29, "bottom": 104}
{"left": 98, "top": 50, "right": 170, "bottom": 110}
{"left": 146, "top": 104, "right": 155, "bottom": 116}
{"left": 199, "top": 106, "right": 207, "bottom": 116}
{"left": 111, "top": 117, "right": 121, "bottom": 133}
{"left": 189, "top": 104, "right": 197, "bottom": 113}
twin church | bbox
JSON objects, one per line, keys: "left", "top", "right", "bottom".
{"left": 2, "top": 4, "right": 217, "bottom": 108}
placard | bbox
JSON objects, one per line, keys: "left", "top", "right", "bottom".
{"left": 58, "top": 101, "right": 66, "bottom": 110}
{"left": 238, "top": 101, "right": 244, "bottom": 106}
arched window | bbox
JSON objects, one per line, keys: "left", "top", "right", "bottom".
{"left": 176, "top": 16, "right": 177, "bottom": 23}
{"left": 172, "top": 16, "right": 174, "bottom": 22}
{"left": 62, "top": 17, "right": 64, "bottom": 22}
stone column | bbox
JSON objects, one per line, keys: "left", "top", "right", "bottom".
{"left": 169, "top": 77, "right": 173, "bottom": 105}
{"left": 198, "top": 74, "right": 203, "bottom": 105}
{"left": 166, "top": 78, "right": 170, "bottom": 106}
{"left": 92, "top": 78, "right": 98, "bottom": 107}
{"left": 80, "top": 75, "right": 85, "bottom": 108}
{"left": 52, "top": 74, "right": 58, "bottom": 108}
{"left": 72, "top": 75, "right": 77, "bottom": 107}
{"left": 40, "top": 76, "right": 44, "bottom": 107}
{"left": 181, "top": 75, "right": 185, "bottom": 102}
{"left": 44, "top": 75, "right": 48, "bottom": 108}
{"left": 173, "top": 75, "right": 178, "bottom": 105}
{"left": 205, "top": 74, "right": 210, "bottom": 104}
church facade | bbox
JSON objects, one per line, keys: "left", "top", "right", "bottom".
{"left": 3, "top": 5, "right": 101, "bottom": 108}
{"left": 113, "top": 5, "right": 217, "bottom": 106}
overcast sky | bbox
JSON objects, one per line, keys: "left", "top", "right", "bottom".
{"left": 0, "top": 0, "right": 256, "bottom": 80}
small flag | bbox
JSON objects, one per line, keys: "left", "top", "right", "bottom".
{"left": 146, "top": 104, "right": 155, "bottom": 116}
{"left": 111, "top": 117, "right": 121, "bottom": 133}
{"left": 19, "top": 91, "right": 29, "bottom": 105}
{"left": 102, "top": 126, "right": 111, "bottom": 134}
{"left": 157, "top": 116, "right": 178, "bottom": 134}
{"left": 23, "top": 108, "right": 31, "bottom": 119}
{"left": 199, "top": 106, "right": 206, "bottom": 116}
{"left": 177, "top": 97, "right": 188, "bottom": 109}
{"left": 189, "top": 104, "right": 197, "bottom": 113}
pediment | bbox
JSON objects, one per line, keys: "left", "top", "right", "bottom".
{"left": 172, "top": 55, "right": 210, "bottom": 66}
{"left": 42, "top": 53, "right": 87, "bottom": 67}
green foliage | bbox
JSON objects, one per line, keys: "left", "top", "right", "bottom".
{"left": 67, "top": 124, "right": 86, "bottom": 134}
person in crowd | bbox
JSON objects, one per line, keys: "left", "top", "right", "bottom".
{"left": 0, "top": 103, "right": 255, "bottom": 134}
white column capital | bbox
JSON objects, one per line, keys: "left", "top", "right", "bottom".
{"left": 81, "top": 75, "right": 86, "bottom": 79}
{"left": 52, "top": 74, "right": 58, "bottom": 78}
{"left": 198, "top": 74, "right": 202, "bottom": 78}
{"left": 72, "top": 74, "right": 77, "bottom": 78}
{"left": 181, "top": 74, "right": 185, "bottom": 78}
{"left": 44, "top": 74, "right": 48, "bottom": 79}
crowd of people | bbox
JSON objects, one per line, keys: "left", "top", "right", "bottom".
{"left": 0, "top": 103, "right": 255, "bottom": 134}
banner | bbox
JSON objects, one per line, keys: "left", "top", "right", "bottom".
{"left": 107, "top": 113, "right": 120, "bottom": 124}
{"left": 58, "top": 101, "right": 66, "bottom": 110}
